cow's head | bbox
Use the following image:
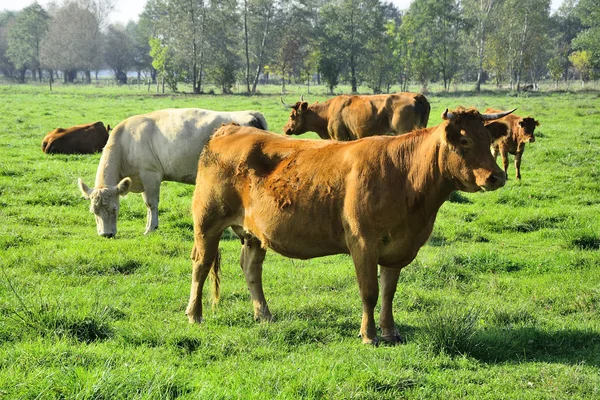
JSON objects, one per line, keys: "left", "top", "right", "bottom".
{"left": 78, "top": 177, "right": 132, "bottom": 238}
{"left": 281, "top": 96, "right": 309, "bottom": 136}
{"left": 518, "top": 117, "right": 539, "bottom": 143}
{"left": 441, "top": 107, "right": 514, "bottom": 192}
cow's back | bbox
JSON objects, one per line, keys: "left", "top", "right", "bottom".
{"left": 42, "top": 122, "right": 109, "bottom": 154}
{"left": 111, "top": 108, "right": 266, "bottom": 184}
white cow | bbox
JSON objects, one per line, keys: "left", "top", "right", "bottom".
{"left": 78, "top": 108, "right": 268, "bottom": 237}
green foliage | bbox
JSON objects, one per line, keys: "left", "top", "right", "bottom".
{"left": 6, "top": 3, "right": 48, "bottom": 80}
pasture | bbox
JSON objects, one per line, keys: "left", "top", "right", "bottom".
{"left": 1, "top": 84, "right": 599, "bottom": 399}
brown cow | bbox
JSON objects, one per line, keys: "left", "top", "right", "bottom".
{"left": 42, "top": 121, "right": 110, "bottom": 154}
{"left": 185, "top": 107, "right": 513, "bottom": 345}
{"left": 485, "top": 108, "right": 539, "bottom": 179}
{"left": 281, "top": 92, "right": 430, "bottom": 141}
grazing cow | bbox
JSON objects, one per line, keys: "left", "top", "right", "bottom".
{"left": 77, "top": 108, "right": 268, "bottom": 237}
{"left": 485, "top": 108, "right": 539, "bottom": 179}
{"left": 186, "top": 107, "right": 513, "bottom": 345}
{"left": 42, "top": 121, "right": 110, "bottom": 154}
{"left": 281, "top": 92, "right": 430, "bottom": 141}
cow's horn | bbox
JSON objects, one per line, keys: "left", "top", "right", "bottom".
{"left": 300, "top": 94, "right": 304, "bottom": 102}
{"left": 441, "top": 108, "right": 452, "bottom": 120}
{"left": 481, "top": 108, "right": 517, "bottom": 121}
{"left": 280, "top": 97, "right": 294, "bottom": 108}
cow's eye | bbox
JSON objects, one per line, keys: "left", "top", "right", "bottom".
{"left": 459, "top": 137, "right": 472, "bottom": 147}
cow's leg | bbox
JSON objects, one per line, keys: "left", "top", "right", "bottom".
{"left": 491, "top": 144, "right": 499, "bottom": 160}
{"left": 139, "top": 171, "right": 161, "bottom": 234}
{"left": 380, "top": 265, "right": 402, "bottom": 344}
{"left": 514, "top": 149, "right": 524, "bottom": 180}
{"left": 186, "top": 235, "right": 221, "bottom": 324}
{"left": 350, "top": 248, "right": 379, "bottom": 345}
{"left": 240, "top": 236, "right": 272, "bottom": 321}
{"left": 499, "top": 147, "right": 510, "bottom": 179}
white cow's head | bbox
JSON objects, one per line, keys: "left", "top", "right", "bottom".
{"left": 78, "top": 177, "right": 132, "bottom": 238}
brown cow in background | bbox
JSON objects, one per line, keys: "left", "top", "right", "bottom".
{"left": 281, "top": 92, "right": 430, "bottom": 141}
{"left": 485, "top": 108, "right": 539, "bottom": 179}
{"left": 186, "top": 107, "right": 513, "bottom": 345}
{"left": 42, "top": 121, "right": 110, "bottom": 154}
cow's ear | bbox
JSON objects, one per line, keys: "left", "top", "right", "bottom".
{"left": 117, "top": 177, "right": 132, "bottom": 196}
{"left": 535, "top": 120, "right": 540, "bottom": 126}
{"left": 443, "top": 124, "right": 462, "bottom": 148}
{"left": 78, "top": 178, "right": 93, "bottom": 199}
{"left": 486, "top": 121, "right": 509, "bottom": 141}
{"left": 299, "top": 102, "right": 308, "bottom": 112}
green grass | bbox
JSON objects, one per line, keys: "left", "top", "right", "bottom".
{"left": 1, "top": 83, "right": 599, "bottom": 399}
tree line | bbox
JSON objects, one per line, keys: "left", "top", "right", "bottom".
{"left": 0, "top": 0, "right": 598, "bottom": 93}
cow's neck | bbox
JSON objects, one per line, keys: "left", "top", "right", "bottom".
{"left": 390, "top": 128, "right": 456, "bottom": 216}
{"left": 307, "top": 103, "right": 330, "bottom": 139}
{"left": 94, "top": 138, "right": 123, "bottom": 187}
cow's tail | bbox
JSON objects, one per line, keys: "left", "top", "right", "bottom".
{"left": 249, "top": 112, "right": 268, "bottom": 131}
{"left": 210, "top": 249, "right": 221, "bottom": 310}
{"left": 414, "top": 94, "right": 431, "bottom": 129}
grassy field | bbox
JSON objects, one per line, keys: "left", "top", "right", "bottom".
{"left": 0, "top": 83, "right": 599, "bottom": 399}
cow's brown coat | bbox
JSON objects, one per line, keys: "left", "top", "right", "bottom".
{"left": 485, "top": 108, "right": 539, "bottom": 179}
{"left": 187, "top": 108, "right": 510, "bottom": 345}
{"left": 42, "top": 121, "right": 110, "bottom": 154}
{"left": 282, "top": 92, "right": 430, "bottom": 140}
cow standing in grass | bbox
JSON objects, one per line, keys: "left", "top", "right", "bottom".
{"left": 42, "top": 121, "right": 110, "bottom": 154}
{"left": 186, "top": 107, "right": 513, "bottom": 345}
{"left": 78, "top": 108, "right": 267, "bottom": 237}
{"left": 281, "top": 92, "right": 430, "bottom": 141}
{"left": 485, "top": 108, "right": 540, "bottom": 180}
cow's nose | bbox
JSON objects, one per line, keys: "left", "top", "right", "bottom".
{"left": 101, "top": 232, "right": 115, "bottom": 239}
{"left": 486, "top": 172, "right": 506, "bottom": 190}
{"left": 529, "top": 137, "right": 535, "bottom": 143}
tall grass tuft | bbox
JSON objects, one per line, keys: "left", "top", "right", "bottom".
{"left": 421, "top": 305, "right": 480, "bottom": 356}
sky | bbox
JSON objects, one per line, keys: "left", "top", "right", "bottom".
{"left": 2, "top": 0, "right": 563, "bottom": 25}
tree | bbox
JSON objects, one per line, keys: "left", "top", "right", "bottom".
{"left": 271, "top": 0, "right": 314, "bottom": 94}
{"left": 550, "top": 0, "right": 583, "bottom": 82}
{"left": 126, "top": 21, "right": 154, "bottom": 84}
{"left": 204, "top": 0, "right": 240, "bottom": 94}
{"left": 573, "top": 0, "right": 600, "bottom": 74}
{"left": 492, "top": 0, "right": 551, "bottom": 91}
{"left": 463, "top": 0, "right": 502, "bottom": 92}
{"left": 569, "top": 50, "right": 593, "bottom": 86}
{"left": 397, "top": 0, "right": 439, "bottom": 90}
{"left": 6, "top": 3, "right": 49, "bottom": 83}
{"left": 104, "top": 24, "right": 135, "bottom": 83}
{"left": 0, "top": 11, "right": 17, "bottom": 80}
{"left": 242, "top": 0, "right": 280, "bottom": 93}
{"left": 40, "top": 2, "right": 103, "bottom": 83}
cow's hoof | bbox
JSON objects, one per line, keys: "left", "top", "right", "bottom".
{"left": 381, "top": 334, "right": 404, "bottom": 345}
{"left": 359, "top": 333, "right": 380, "bottom": 346}
{"left": 186, "top": 312, "right": 203, "bottom": 324}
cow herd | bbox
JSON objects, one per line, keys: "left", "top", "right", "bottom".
{"left": 43, "top": 92, "right": 540, "bottom": 345}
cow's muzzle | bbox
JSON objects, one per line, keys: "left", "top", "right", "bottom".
{"left": 481, "top": 171, "right": 506, "bottom": 191}
{"left": 100, "top": 232, "right": 115, "bottom": 239}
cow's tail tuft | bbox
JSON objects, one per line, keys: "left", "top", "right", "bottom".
{"left": 414, "top": 94, "right": 431, "bottom": 128}
{"left": 210, "top": 249, "right": 221, "bottom": 310}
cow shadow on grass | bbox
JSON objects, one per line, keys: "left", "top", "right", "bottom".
{"left": 464, "top": 327, "right": 600, "bottom": 367}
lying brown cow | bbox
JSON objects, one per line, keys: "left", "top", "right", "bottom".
{"left": 186, "top": 107, "right": 513, "bottom": 345}
{"left": 281, "top": 92, "right": 430, "bottom": 140}
{"left": 485, "top": 108, "right": 539, "bottom": 179}
{"left": 42, "top": 121, "right": 110, "bottom": 154}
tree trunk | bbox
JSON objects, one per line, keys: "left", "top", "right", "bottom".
{"left": 243, "top": 0, "right": 251, "bottom": 93}
{"left": 251, "top": 4, "right": 273, "bottom": 93}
